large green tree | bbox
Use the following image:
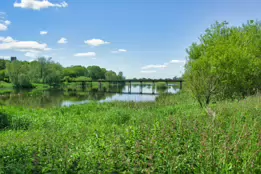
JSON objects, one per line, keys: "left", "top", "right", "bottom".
{"left": 87, "top": 66, "right": 106, "bottom": 80}
{"left": 105, "top": 71, "right": 118, "bottom": 80}
{"left": 3, "top": 56, "right": 125, "bottom": 87}
{"left": 185, "top": 20, "right": 261, "bottom": 106}
{"left": 63, "top": 66, "right": 87, "bottom": 78}
{"left": 6, "top": 61, "right": 32, "bottom": 88}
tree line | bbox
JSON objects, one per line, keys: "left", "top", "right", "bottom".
{"left": 0, "top": 57, "right": 125, "bottom": 88}
{"left": 185, "top": 20, "right": 261, "bottom": 107}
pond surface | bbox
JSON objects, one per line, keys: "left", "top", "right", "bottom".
{"left": 0, "top": 85, "right": 179, "bottom": 108}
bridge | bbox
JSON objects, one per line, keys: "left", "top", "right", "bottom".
{"left": 64, "top": 79, "right": 183, "bottom": 95}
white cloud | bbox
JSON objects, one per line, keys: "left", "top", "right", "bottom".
{"left": 74, "top": 52, "right": 96, "bottom": 57}
{"left": 118, "top": 49, "right": 127, "bottom": 52}
{"left": 0, "top": 56, "right": 10, "bottom": 60}
{"left": 170, "top": 59, "right": 186, "bottom": 64}
{"left": 0, "top": 36, "right": 50, "bottom": 53}
{"left": 0, "top": 17, "right": 11, "bottom": 31}
{"left": 40, "top": 31, "right": 48, "bottom": 35}
{"left": 0, "top": 36, "right": 15, "bottom": 43}
{"left": 141, "top": 70, "right": 156, "bottom": 74}
{"left": 25, "top": 52, "right": 38, "bottom": 58}
{"left": 141, "top": 64, "right": 167, "bottom": 70}
{"left": 140, "top": 60, "right": 186, "bottom": 74}
{"left": 0, "top": 24, "right": 8, "bottom": 31}
{"left": 4, "top": 20, "right": 11, "bottom": 25}
{"left": 14, "top": 0, "right": 68, "bottom": 10}
{"left": 57, "top": 37, "right": 67, "bottom": 44}
{"left": 112, "top": 49, "right": 127, "bottom": 53}
{"left": 84, "top": 39, "right": 110, "bottom": 47}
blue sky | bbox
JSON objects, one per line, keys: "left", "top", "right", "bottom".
{"left": 0, "top": 0, "right": 261, "bottom": 78}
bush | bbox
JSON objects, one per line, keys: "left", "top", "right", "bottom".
{"left": 0, "top": 113, "right": 9, "bottom": 130}
{"left": 74, "top": 76, "right": 92, "bottom": 82}
{"left": 17, "top": 74, "right": 32, "bottom": 88}
{"left": 45, "top": 71, "right": 62, "bottom": 86}
{"left": 63, "top": 76, "right": 71, "bottom": 82}
{"left": 0, "top": 70, "right": 5, "bottom": 81}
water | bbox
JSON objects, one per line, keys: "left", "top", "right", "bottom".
{"left": 0, "top": 85, "right": 180, "bottom": 108}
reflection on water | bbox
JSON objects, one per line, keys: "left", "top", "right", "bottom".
{"left": 0, "top": 85, "right": 180, "bottom": 108}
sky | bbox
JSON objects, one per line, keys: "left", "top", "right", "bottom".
{"left": 0, "top": 0, "right": 261, "bottom": 79}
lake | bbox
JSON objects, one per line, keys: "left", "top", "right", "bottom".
{"left": 0, "top": 84, "right": 180, "bottom": 108}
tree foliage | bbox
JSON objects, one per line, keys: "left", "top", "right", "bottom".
{"left": 3, "top": 57, "right": 125, "bottom": 88}
{"left": 6, "top": 61, "right": 32, "bottom": 88}
{"left": 185, "top": 21, "right": 261, "bottom": 106}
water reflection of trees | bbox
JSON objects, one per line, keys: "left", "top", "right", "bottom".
{"left": 0, "top": 85, "right": 126, "bottom": 108}
{"left": 0, "top": 84, "right": 179, "bottom": 108}
{"left": 0, "top": 89, "right": 64, "bottom": 108}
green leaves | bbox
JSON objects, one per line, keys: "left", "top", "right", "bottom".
{"left": 185, "top": 20, "right": 261, "bottom": 105}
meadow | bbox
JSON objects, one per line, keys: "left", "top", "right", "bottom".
{"left": 0, "top": 91, "right": 260, "bottom": 173}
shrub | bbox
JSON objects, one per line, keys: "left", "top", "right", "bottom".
{"left": 74, "top": 76, "right": 92, "bottom": 82}
{"left": 17, "top": 74, "right": 32, "bottom": 88}
{"left": 0, "top": 70, "right": 5, "bottom": 81}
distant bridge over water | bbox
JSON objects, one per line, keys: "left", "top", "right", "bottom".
{"left": 64, "top": 79, "right": 183, "bottom": 95}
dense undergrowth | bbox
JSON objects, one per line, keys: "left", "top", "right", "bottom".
{"left": 0, "top": 92, "right": 260, "bottom": 173}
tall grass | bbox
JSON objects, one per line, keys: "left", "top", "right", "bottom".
{"left": 0, "top": 93, "right": 260, "bottom": 173}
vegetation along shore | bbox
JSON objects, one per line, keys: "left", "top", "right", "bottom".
{"left": 0, "top": 20, "right": 261, "bottom": 173}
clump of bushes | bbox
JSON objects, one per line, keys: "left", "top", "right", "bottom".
{"left": 0, "top": 112, "right": 30, "bottom": 130}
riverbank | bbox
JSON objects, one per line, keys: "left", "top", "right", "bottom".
{"left": 0, "top": 92, "right": 260, "bottom": 173}
{"left": 0, "top": 81, "right": 51, "bottom": 95}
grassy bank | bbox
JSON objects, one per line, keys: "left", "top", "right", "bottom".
{"left": 0, "top": 82, "right": 51, "bottom": 95}
{"left": 0, "top": 82, "right": 13, "bottom": 95}
{"left": 0, "top": 92, "right": 260, "bottom": 173}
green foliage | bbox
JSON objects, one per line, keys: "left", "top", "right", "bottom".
{"left": 6, "top": 60, "right": 32, "bottom": 88}
{"left": 0, "top": 59, "right": 7, "bottom": 70}
{"left": 62, "top": 76, "right": 72, "bottom": 82}
{"left": 87, "top": 66, "right": 106, "bottom": 80}
{"left": 156, "top": 82, "right": 168, "bottom": 89}
{"left": 185, "top": 21, "right": 261, "bottom": 106}
{"left": 0, "top": 70, "right": 6, "bottom": 81}
{"left": 63, "top": 66, "right": 87, "bottom": 78}
{"left": 74, "top": 76, "right": 92, "bottom": 82}
{"left": 105, "top": 70, "right": 118, "bottom": 80}
{"left": 2, "top": 57, "right": 125, "bottom": 88}
{"left": 118, "top": 71, "right": 125, "bottom": 80}
{"left": 0, "top": 93, "right": 260, "bottom": 173}
{"left": 0, "top": 81, "right": 13, "bottom": 88}
{"left": 18, "top": 74, "right": 32, "bottom": 88}
{"left": 0, "top": 113, "right": 9, "bottom": 130}
{"left": 45, "top": 71, "right": 61, "bottom": 86}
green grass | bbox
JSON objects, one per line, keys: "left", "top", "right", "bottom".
{"left": 0, "top": 81, "right": 13, "bottom": 88}
{"left": 32, "top": 83, "right": 51, "bottom": 90}
{"left": 0, "top": 89, "right": 13, "bottom": 95}
{"left": 0, "top": 82, "right": 51, "bottom": 94}
{"left": 0, "top": 82, "right": 13, "bottom": 95}
{"left": 0, "top": 92, "right": 260, "bottom": 173}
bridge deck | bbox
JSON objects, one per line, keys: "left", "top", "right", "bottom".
{"left": 64, "top": 79, "right": 183, "bottom": 83}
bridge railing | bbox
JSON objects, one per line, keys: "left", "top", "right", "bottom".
{"left": 62, "top": 79, "right": 183, "bottom": 83}
{"left": 62, "top": 79, "right": 183, "bottom": 93}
